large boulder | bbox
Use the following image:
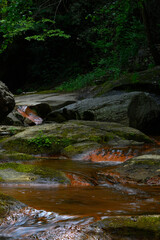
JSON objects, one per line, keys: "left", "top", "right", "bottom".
{"left": 128, "top": 93, "right": 160, "bottom": 133}
{"left": 46, "top": 92, "right": 160, "bottom": 134}
{"left": 2, "top": 121, "right": 152, "bottom": 159}
{"left": 0, "top": 81, "right": 15, "bottom": 121}
{"left": 30, "top": 103, "right": 52, "bottom": 119}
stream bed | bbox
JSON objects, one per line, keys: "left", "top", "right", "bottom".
{"left": 0, "top": 146, "right": 160, "bottom": 239}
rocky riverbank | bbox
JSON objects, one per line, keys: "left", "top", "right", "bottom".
{"left": 1, "top": 67, "right": 160, "bottom": 238}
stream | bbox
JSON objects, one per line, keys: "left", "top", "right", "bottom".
{"left": 0, "top": 145, "right": 160, "bottom": 239}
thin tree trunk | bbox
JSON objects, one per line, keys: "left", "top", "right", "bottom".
{"left": 142, "top": 1, "right": 160, "bottom": 65}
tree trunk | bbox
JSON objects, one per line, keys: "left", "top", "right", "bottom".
{"left": 142, "top": 1, "right": 160, "bottom": 65}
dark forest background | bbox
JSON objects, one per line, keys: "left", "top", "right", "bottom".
{"left": 0, "top": 0, "right": 160, "bottom": 93}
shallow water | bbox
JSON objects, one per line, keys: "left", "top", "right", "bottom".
{"left": 0, "top": 183, "right": 160, "bottom": 218}
{"left": 0, "top": 146, "right": 160, "bottom": 239}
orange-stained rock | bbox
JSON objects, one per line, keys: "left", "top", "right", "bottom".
{"left": 17, "top": 106, "right": 43, "bottom": 125}
{"left": 66, "top": 173, "right": 92, "bottom": 187}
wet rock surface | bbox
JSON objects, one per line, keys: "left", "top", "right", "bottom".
{"left": 46, "top": 92, "right": 160, "bottom": 134}
{"left": 0, "top": 207, "right": 160, "bottom": 239}
{"left": 97, "top": 150, "right": 160, "bottom": 186}
{"left": 0, "top": 81, "right": 15, "bottom": 122}
{"left": 0, "top": 162, "right": 70, "bottom": 184}
{"left": 0, "top": 88, "right": 160, "bottom": 239}
{"left": 1, "top": 120, "right": 152, "bottom": 158}
{"left": 114, "top": 154, "right": 160, "bottom": 184}
{"left": 15, "top": 92, "right": 77, "bottom": 109}
{"left": 0, "top": 192, "right": 25, "bottom": 218}
{"left": 92, "top": 215, "right": 160, "bottom": 240}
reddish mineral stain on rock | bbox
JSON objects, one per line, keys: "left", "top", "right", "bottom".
{"left": 83, "top": 148, "right": 135, "bottom": 163}
{"left": 66, "top": 173, "right": 92, "bottom": 187}
{"left": 17, "top": 105, "right": 43, "bottom": 125}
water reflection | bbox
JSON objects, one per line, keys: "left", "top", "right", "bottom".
{"left": 0, "top": 145, "right": 160, "bottom": 239}
{"left": 0, "top": 183, "right": 160, "bottom": 218}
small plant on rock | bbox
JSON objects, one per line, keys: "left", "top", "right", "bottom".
{"left": 27, "top": 131, "right": 52, "bottom": 148}
{"left": 8, "top": 127, "right": 17, "bottom": 136}
{"left": 27, "top": 131, "right": 72, "bottom": 153}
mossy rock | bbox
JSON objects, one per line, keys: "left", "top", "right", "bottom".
{"left": 115, "top": 154, "right": 160, "bottom": 184}
{"left": 0, "top": 163, "right": 70, "bottom": 184}
{"left": 3, "top": 136, "right": 72, "bottom": 155}
{"left": 74, "top": 121, "right": 153, "bottom": 144}
{"left": 1, "top": 121, "right": 153, "bottom": 158}
{"left": 112, "top": 128, "right": 152, "bottom": 143}
{"left": 0, "top": 125, "right": 25, "bottom": 136}
{"left": 0, "top": 192, "right": 25, "bottom": 218}
{"left": 97, "top": 66, "right": 160, "bottom": 96}
{"left": 63, "top": 142, "right": 100, "bottom": 158}
{"left": 0, "top": 152, "right": 35, "bottom": 161}
{"left": 92, "top": 215, "right": 160, "bottom": 240}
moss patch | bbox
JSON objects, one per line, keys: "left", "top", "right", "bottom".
{"left": 36, "top": 89, "right": 57, "bottom": 94}
{"left": 114, "top": 154, "right": 160, "bottom": 184}
{"left": 3, "top": 136, "right": 72, "bottom": 155}
{"left": 93, "top": 215, "right": 160, "bottom": 239}
{"left": 113, "top": 129, "right": 153, "bottom": 143}
{"left": 1, "top": 121, "right": 153, "bottom": 158}
{"left": 96, "top": 66, "right": 160, "bottom": 96}
{"left": 0, "top": 192, "right": 25, "bottom": 218}
{"left": 0, "top": 163, "right": 70, "bottom": 184}
{"left": 0, "top": 152, "right": 35, "bottom": 161}
{"left": 63, "top": 142, "right": 100, "bottom": 157}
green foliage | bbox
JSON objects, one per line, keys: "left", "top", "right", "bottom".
{"left": 28, "top": 135, "right": 52, "bottom": 148}
{"left": 56, "top": 67, "right": 106, "bottom": 91}
{"left": 55, "top": 0, "right": 150, "bottom": 92}
{"left": 0, "top": 0, "right": 70, "bottom": 53}
{"left": 27, "top": 131, "right": 71, "bottom": 149}
{"left": 27, "top": 131, "right": 53, "bottom": 148}
{"left": 131, "top": 72, "right": 140, "bottom": 83}
{"left": 0, "top": 0, "right": 158, "bottom": 92}
{"left": 16, "top": 89, "right": 23, "bottom": 95}
{"left": 8, "top": 127, "right": 16, "bottom": 136}
{"left": 86, "top": 0, "right": 146, "bottom": 72}
{"left": 25, "top": 29, "right": 69, "bottom": 41}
